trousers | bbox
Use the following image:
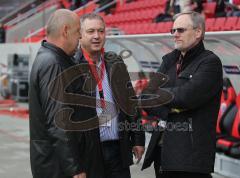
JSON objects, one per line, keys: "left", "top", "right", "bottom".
{"left": 101, "top": 140, "right": 131, "bottom": 178}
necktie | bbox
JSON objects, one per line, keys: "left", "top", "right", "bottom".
{"left": 176, "top": 55, "right": 183, "bottom": 76}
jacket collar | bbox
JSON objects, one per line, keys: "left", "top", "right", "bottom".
{"left": 164, "top": 40, "right": 205, "bottom": 70}
{"left": 180, "top": 40, "right": 205, "bottom": 68}
{"left": 41, "top": 40, "right": 76, "bottom": 65}
{"left": 74, "top": 49, "right": 91, "bottom": 64}
{"left": 74, "top": 49, "right": 113, "bottom": 74}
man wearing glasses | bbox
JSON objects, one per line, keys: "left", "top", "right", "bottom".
{"left": 142, "top": 11, "right": 223, "bottom": 178}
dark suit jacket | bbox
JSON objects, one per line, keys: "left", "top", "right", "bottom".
{"left": 71, "top": 50, "right": 145, "bottom": 178}
{"left": 142, "top": 41, "right": 223, "bottom": 173}
{"left": 29, "top": 41, "right": 84, "bottom": 178}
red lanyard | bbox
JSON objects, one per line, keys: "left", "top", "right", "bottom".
{"left": 82, "top": 48, "right": 106, "bottom": 108}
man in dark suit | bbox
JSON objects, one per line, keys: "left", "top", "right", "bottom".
{"left": 142, "top": 11, "right": 223, "bottom": 178}
{"left": 71, "top": 13, "right": 145, "bottom": 178}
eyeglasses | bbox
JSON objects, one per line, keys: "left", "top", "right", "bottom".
{"left": 170, "top": 28, "right": 188, "bottom": 34}
{"left": 170, "top": 27, "right": 197, "bottom": 34}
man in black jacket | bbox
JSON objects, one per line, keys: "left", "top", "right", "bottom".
{"left": 0, "top": 23, "right": 6, "bottom": 43}
{"left": 29, "top": 9, "right": 85, "bottom": 178}
{"left": 142, "top": 11, "right": 223, "bottom": 178}
{"left": 70, "top": 13, "right": 145, "bottom": 178}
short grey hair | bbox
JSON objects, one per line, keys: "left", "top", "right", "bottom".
{"left": 80, "top": 13, "right": 105, "bottom": 31}
{"left": 46, "top": 9, "right": 76, "bottom": 38}
{"left": 173, "top": 11, "right": 205, "bottom": 39}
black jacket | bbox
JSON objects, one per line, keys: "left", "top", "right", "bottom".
{"left": 29, "top": 41, "right": 85, "bottom": 178}
{"left": 142, "top": 41, "right": 223, "bottom": 173}
{"left": 0, "top": 26, "right": 5, "bottom": 43}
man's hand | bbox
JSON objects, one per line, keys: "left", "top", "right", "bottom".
{"left": 73, "top": 172, "right": 86, "bottom": 178}
{"left": 132, "top": 146, "right": 145, "bottom": 163}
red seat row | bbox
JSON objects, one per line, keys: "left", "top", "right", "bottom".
{"left": 115, "top": 0, "right": 166, "bottom": 13}
{"left": 104, "top": 8, "right": 162, "bottom": 26}
{"left": 22, "top": 0, "right": 240, "bottom": 42}
{"left": 206, "top": 17, "right": 240, "bottom": 31}
{"left": 114, "top": 16, "right": 240, "bottom": 35}
{"left": 118, "top": 21, "right": 173, "bottom": 34}
{"left": 216, "top": 78, "right": 237, "bottom": 135}
{"left": 216, "top": 78, "right": 240, "bottom": 158}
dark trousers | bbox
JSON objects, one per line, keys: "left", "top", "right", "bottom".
{"left": 153, "top": 147, "right": 212, "bottom": 178}
{"left": 101, "top": 140, "right": 131, "bottom": 178}
{"left": 154, "top": 170, "right": 212, "bottom": 178}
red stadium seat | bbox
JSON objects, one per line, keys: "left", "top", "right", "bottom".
{"left": 60, "top": 0, "right": 71, "bottom": 9}
{"left": 216, "top": 78, "right": 236, "bottom": 135}
{"left": 229, "top": 94, "right": 240, "bottom": 158}
{"left": 212, "top": 17, "right": 226, "bottom": 31}
{"left": 153, "top": 21, "right": 173, "bottom": 34}
{"left": 216, "top": 94, "right": 240, "bottom": 154}
{"left": 155, "top": 22, "right": 167, "bottom": 33}
{"left": 235, "top": 17, "right": 240, "bottom": 30}
{"left": 164, "top": 21, "right": 173, "bottom": 33}
{"left": 134, "top": 23, "right": 144, "bottom": 34}
{"left": 125, "top": 24, "right": 136, "bottom": 34}
{"left": 205, "top": 18, "right": 215, "bottom": 31}
{"left": 223, "top": 17, "right": 239, "bottom": 31}
{"left": 159, "top": 0, "right": 168, "bottom": 7}
{"left": 148, "top": 23, "right": 158, "bottom": 33}
{"left": 156, "top": 21, "right": 173, "bottom": 33}
{"left": 203, "top": 2, "right": 217, "bottom": 18}
{"left": 216, "top": 104, "right": 238, "bottom": 152}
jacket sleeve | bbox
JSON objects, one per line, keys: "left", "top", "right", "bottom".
{"left": 113, "top": 54, "right": 146, "bottom": 146}
{"left": 124, "top": 67, "right": 145, "bottom": 147}
{"left": 38, "top": 63, "right": 85, "bottom": 176}
{"left": 131, "top": 126, "right": 146, "bottom": 146}
{"left": 127, "top": 106, "right": 145, "bottom": 147}
{"left": 141, "top": 59, "right": 171, "bottom": 119}
{"left": 166, "top": 53, "right": 223, "bottom": 110}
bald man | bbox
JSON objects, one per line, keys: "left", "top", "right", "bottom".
{"left": 29, "top": 9, "right": 86, "bottom": 178}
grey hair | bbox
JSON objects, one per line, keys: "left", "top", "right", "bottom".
{"left": 80, "top": 13, "right": 105, "bottom": 31}
{"left": 173, "top": 11, "right": 205, "bottom": 39}
{"left": 46, "top": 9, "right": 76, "bottom": 38}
